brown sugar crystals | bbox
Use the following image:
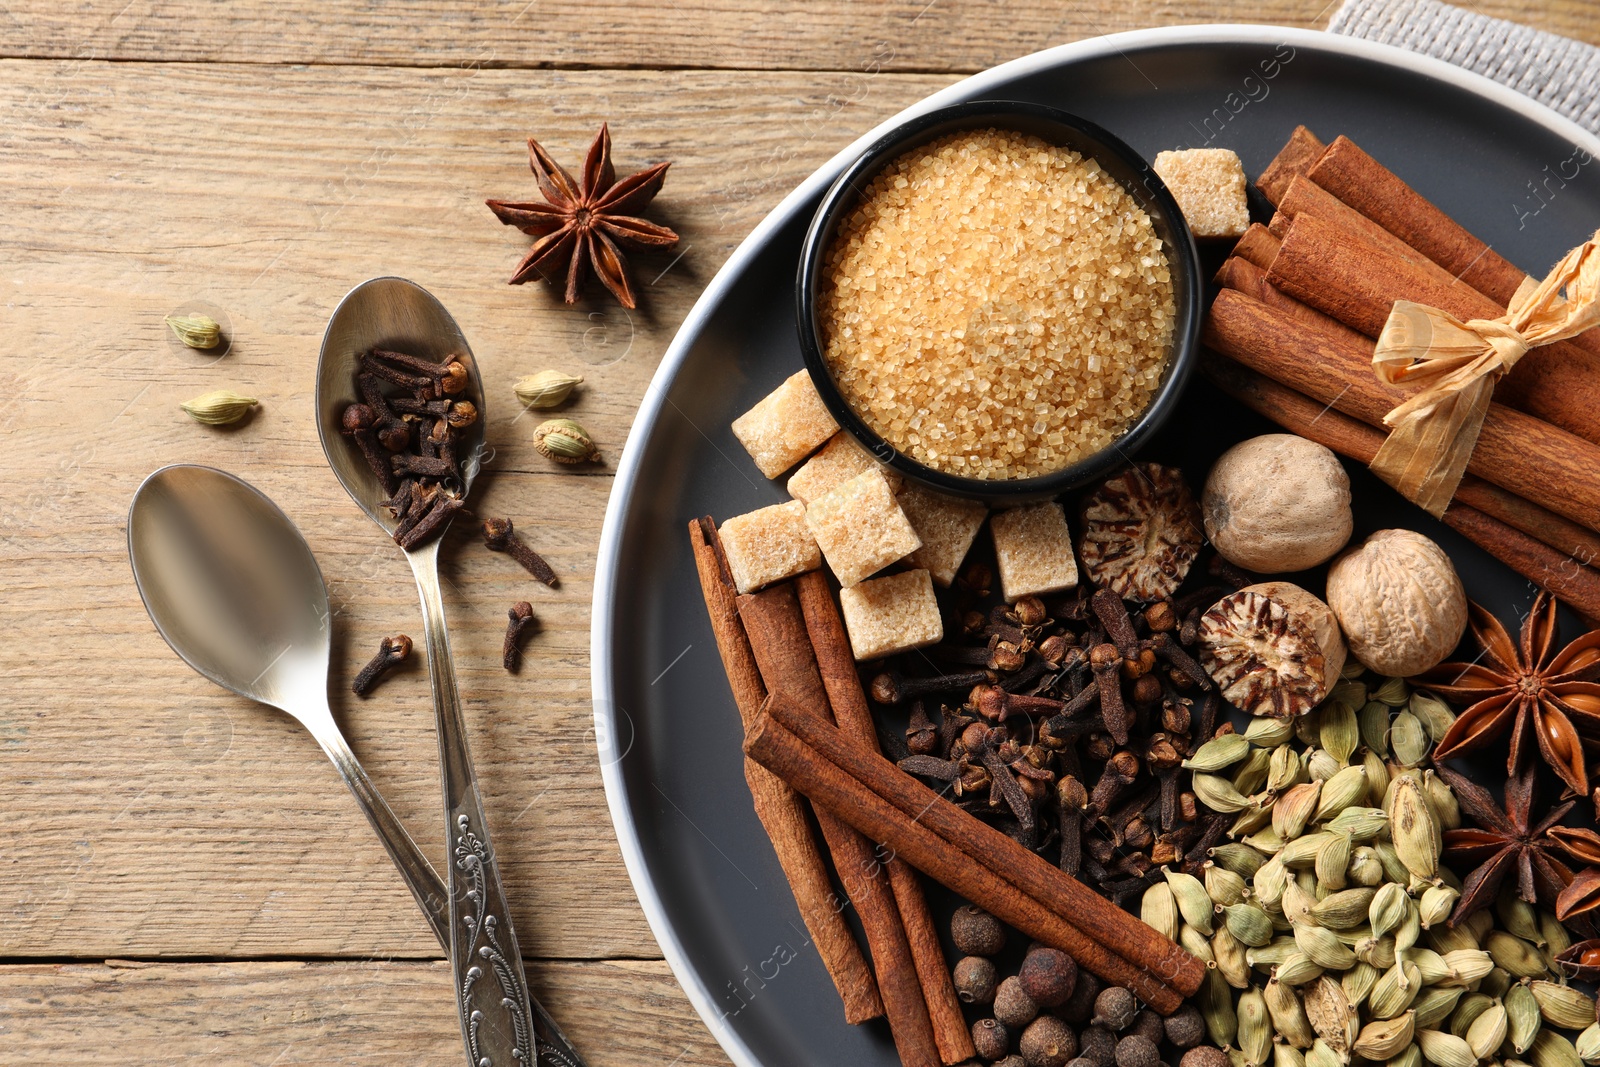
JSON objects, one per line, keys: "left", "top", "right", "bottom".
{"left": 819, "top": 128, "right": 1175, "bottom": 480}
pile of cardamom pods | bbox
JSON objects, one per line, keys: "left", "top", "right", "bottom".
{"left": 1139, "top": 668, "right": 1600, "bottom": 1067}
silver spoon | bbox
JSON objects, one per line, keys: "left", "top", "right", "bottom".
{"left": 127, "top": 464, "right": 451, "bottom": 940}
{"left": 316, "top": 277, "right": 578, "bottom": 1067}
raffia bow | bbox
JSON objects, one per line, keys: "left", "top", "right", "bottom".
{"left": 1370, "top": 229, "right": 1600, "bottom": 517}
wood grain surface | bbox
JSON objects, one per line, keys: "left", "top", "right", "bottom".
{"left": 2, "top": 2, "right": 1594, "bottom": 1063}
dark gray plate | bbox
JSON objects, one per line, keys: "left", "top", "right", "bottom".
{"left": 592, "top": 26, "right": 1600, "bottom": 1067}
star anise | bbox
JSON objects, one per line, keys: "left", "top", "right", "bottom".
{"left": 1420, "top": 591, "right": 1600, "bottom": 798}
{"left": 486, "top": 124, "right": 679, "bottom": 309}
{"left": 1436, "top": 763, "right": 1574, "bottom": 923}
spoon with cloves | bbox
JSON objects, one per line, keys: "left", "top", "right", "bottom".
{"left": 315, "top": 277, "right": 581, "bottom": 1067}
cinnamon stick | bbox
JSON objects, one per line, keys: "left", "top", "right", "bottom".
{"left": 1203, "top": 287, "right": 1600, "bottom": 535}
{"left": 1257, "top": 124, "right": 1326, "bottom": 205}
{"left": 1267, "top": 212, "right": 1600, "bottom": 447}
{"left": 688, "top": 519, "right": 883, "bottom": 1025}
{"left": 793, "top": 572, "right": 975, "bottom": 1067}
{"left": 738, "top": 584, "right": 941, "bottom": 1067}
{"left": 745, "top": 699, "right": 1203, "bottom": 1013}
{"left": 1213, "top": 256, "right": 1370, "bottom": 346}
{"left": 1199, "top": 355, "right": 1600, "bottom": 619}
{"left": 1234, "top": 222, "right": 1281, "bottom": 270}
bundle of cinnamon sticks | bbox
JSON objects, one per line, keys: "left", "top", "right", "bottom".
{"left": 1206, "top": 127, "right": 1600, "bottom": 621}
{"left": 690, "top": 518, "right": 1204, "bottom": 1066}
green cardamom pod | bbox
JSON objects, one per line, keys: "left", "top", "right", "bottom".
{"left": 1408, "top": 947, "right": 1450, "bottom": 985}
{"left": 1319, "top": 700, "right": 1360, "bottom": 765}
{"left": 1268, "top": 744, "right": 1304, "bottom": 795}
{"left": 180, "top": 389, "right": 258, "bottom": 425}
{"left": 1165, "top": 868, "right": 1215, "bottom": 934}
{"left": 1181, "top": 922, "right": 1216, "bottom": 964}
{"left": 1214, "top": 924, "right": 1253, "bottom": 988}
{"left": 1357, "top": 935, "right": 1399, "bottom": 970}
{"left": 1306, "top": 748, "right": 1341, "bottom": 782}
{"left": 1408, "top": 690, "right": 1457, "bottom": 741}
{"left": 1425, "top": 923, "right": 1479, "bottom": 956}
{"left": 1211, "top": 843, "right": 1269, "bottom": 879}
{"left": 1373, "top": 840, "right": 1411, "bottom": 886}
{"left": 1391, "top": 711, "right": 1430, "bottom": 767}
{"left": 1266, "top": 977, "right": 1316, "bottom": 1050}
{"left": 1342, "top": 960, "right": 1380, "bottom": 1008}
{"left": 532, "top": 418, "right": 600, "bottom": 463}
{"left": 1488, "top": 930, "right": 1550, "bottom": 979}
{"left": 512, "top": 369, "right": 584, "bottom": 409}
{"left": 1389, "top": 1042, "right": 1423, "bottom": 1067}
{"left": 1302, "top": 977, "right": 1358, "bottom": 1056}
{"left": 1315, "top": 832, "right": 1353, "bottom": 894}
{"left": 1325, "top": 806, "right": 1389, "bottom": 843}
{"left": 1316, "top": 765, "right": 1367, "bottom": 822}
{"left": 1331, "top": 676, "right": 1368, "bottom": 707}
{"left": 1348, "top": 846, "right": 1385, "bottom": 887}
{"left": 1296, "top": 925, "right": 1358, "bottom": 970}
{"left": 1227, "top": 902, "right": 1276, "bottom": 948}
{"left": 1207, "top": 863, "right": 1251, "bottom": 908}
{"left": 1142, "top": 881, "right": 1180, "bottom": 941}
{"left": 166, "top": 312, "right": 222, "bottom": 349}
{"left": 1540, "top": 912, "right": 1572, "bottom": 958}
{"left": 1438, "top": 948, "right": 1495, "bottom": 987}
{"left": 1418, "top": 885, "right": 1460, "bottom": 930}
{"left": 1199, "top": 968, "right": 1238, "bottom": 1047}
{"left": 1532, "top": 1029, "right": 1585, "bottom": 1067}
{"left": 1195, "top": 772, "right": 1253, "bottom": 813}
{"left": 1412, "top": 986, "right": 1466, "bottom": 1030}
{"left": 1388, "top": 775, "right": 1440, "bottom": 882}
{"left": 1465, "top": 909, "right": 1495, "bottom": 942}
{"left": 1282, "top": 831, "right": 1337, "bottom": 870}
{"left": 1275, "top": 952, "right": 1326, "bottom": 988}
{"left": 1448, "top": 993, "right": 1494, "bottom": 1039}
{"left": 1239, "top": 988, "right": 1276, "bottom": 1067}
{"left": 1356, "top": 1012, "right": 1418, "bottom": 1060}
{"left": 1248, "top": 937, "right": 1301, "bottom": 969}
{"left": 1507, "top": 980, "right": 1544, "bottom": 1054}
{"left": 1465, "top": 1003, "right": 1509, "bottom": 1061}
{"left": 1574, "top": 1022, "right": 1600, "bottom": 1066}
{"left": 1306, "top": 1039, "right": 1345, "bottom": 1067}
{"left": 1499, "top": 894, "right": 1548, "bottom": 947}
{"left": 1373, "top": 676, "right": 1410, "bottom": 706}
{"left": 1233, "top": 748, "right": 1274, "bottom": 796}
{"left": 1275, "top": 1044, "right": 1307, "bottom": 1067}
{"left": 1364, "top": 747, "right": 1392, "bottom": 806}
{"left": 1371, "top": 883, "right": 1411, "bottom": 940}
{"left": 1186, "top": 732, "right": 1252, "bottom": 772}
{"left": 1313, "top": 888, "right": 1379, "bottom": 930}
{"left": 1479, "top": 964, "right": 1512, "bottom": 1000}
{"left": 1416, "top": 1028, "right": 1476, "bottom": 1067}
{"left": 1370, "top": 960, "right": 1423, "bottom": 1019}
{"left": 1246, "top": 716, "right": 1297, "bottom": 747}
{"left": 1531, "top": 980, "right": 1597, "bottom": 1030}
{"left": 1361, "top": 699, "right": 1393, "bottom": 757}
{"left": 1233, "top": 802, "right": 1275, "bottom": 838}
{"left": 1255, "top": 857, "right": 1291, "bottom": 908}
{"left": 1282, "top": 880, "right": 1319, "bottom": 928}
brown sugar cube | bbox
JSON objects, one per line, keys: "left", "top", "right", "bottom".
{"left": 731, "top": 370, "right": 840, "bottom": 479}
{"left": 787, "top": 432, "right": 903, "bottom": 505}
{"left": 839, "top": 569, "right": 943, "bottom": 661}
{"left": 804, "top": 468, "right": 921, "bottom": 587}
{"left": 897, "top": 484, "right": 988, "bottom": 588}
{"left": 718, "top": 500, "right": 822, "bottom": 594}
{"left": 990, "top": 501, "right": 1079, "bottom": 602}
{"left": 1152, "top": 148, "right": 1250, "bottom": 239}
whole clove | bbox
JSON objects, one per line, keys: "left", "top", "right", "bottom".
{"left": 352, "top": 634, "right": 412, "bottom": 696}
{"left": 502, "top": 601, "right": 537, "bottom": 671}
{"left": 481, "top": 517, "right": 559, "bottom": 588}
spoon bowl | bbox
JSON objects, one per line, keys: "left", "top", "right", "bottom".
{"left": 314, "top": 276, "right": 489, "bottom": 536}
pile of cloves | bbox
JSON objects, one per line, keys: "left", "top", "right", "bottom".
{"left": 340, "top": 348, "right": 478, "bottom": 550}
{"left": 879, "top": 557, "right": 1249, "bottom": 909}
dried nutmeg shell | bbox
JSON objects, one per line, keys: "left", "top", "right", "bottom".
{"left": 513, "top": 369, "right": 584, "bottom": 409}
{"left": 532, "top": 418, "right": 600, "bottom": 463}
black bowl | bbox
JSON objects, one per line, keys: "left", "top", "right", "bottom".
{"left": 795, "top": 99, "right": 1203, "bottom": 502}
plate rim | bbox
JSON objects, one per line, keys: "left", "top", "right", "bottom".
{"left": 590, "top": 23, "right": 1600, "bottom": 1067}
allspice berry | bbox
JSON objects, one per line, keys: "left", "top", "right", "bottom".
{"left": 951, "top": 904, "right": 1006, "bottom": 956}
{"left": 972, "top": 1018, "right": 1011, "bottom": 1062}
{"left": 1078, "top": 1025, "right": 1117, "bottom": 1067}
{"left": 1164, "top": 1004, "right": 1206, "bottom": 1050}
{"left": 996, "top": 1058, "right": 1025, "bottom": 1067}
{"left": 1091, "top": 987, "right": 1138, "bottom": 1032}
{"left": 1056, "top": 971, "right": 1100, "bottom": 1025}
{"left": 953, "top": 955, "right": 998, "bottom": 1004}
{"left": 1018, "top": 947, "right": 1077, "bottom": 1008}
{"left": 994, "top": 976, "right": 1040, "bottom": 1029}
{"left": 1128, "top": 1010, "right": 1164, "bottom": 1049}
{"left": 1020, "top": 1015, "right": 1078, "bottom": 1067}
{"left": 1181, "top": 1047, "right": 1229, "bottom": 1067}
{"left": 1114, "top": 1035, "right": 1160, "bottom": 1067}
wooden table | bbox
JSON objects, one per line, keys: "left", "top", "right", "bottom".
{"left": 2, "top": 2, "right": 1592, "bottom": 1062}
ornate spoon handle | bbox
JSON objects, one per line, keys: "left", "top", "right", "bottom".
{"left": 407, "top": 542, "right": 568, "bottom": 1067}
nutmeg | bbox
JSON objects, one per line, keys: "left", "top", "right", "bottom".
{"left": 1202, "top": 434, "right": 1352, "bottom": 573}
{"left": 1325, "top": 529, "right": 1467, "bottom": 678}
